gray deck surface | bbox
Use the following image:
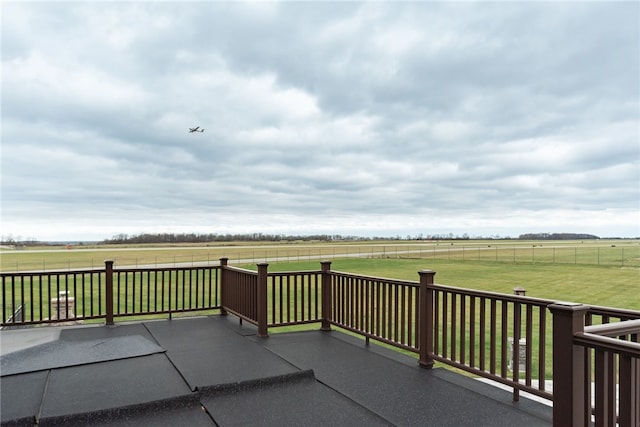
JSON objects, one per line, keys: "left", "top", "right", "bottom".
{"left": 0, "top": 316, "right": 552, "bottom": 426}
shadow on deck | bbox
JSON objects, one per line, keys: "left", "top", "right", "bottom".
{"left": 1, "top": 315, "right": 551, "bottom": 426}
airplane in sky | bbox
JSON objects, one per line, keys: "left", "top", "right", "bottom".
{"left": 189, "top": 127, "right": 204, "bottom": 133}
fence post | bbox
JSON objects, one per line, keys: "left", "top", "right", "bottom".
{"left": 219, "top": 258, "right": 228, "bottom": 315}
{"left": 321, "top": 261, "right": 332, "bottom": 331}
{"left": 418, "top": 269, "right": 436, "bottom": 369}
{"left": 257, "top": 263, "right": 268, "bottom": 338}
{"left": 105, "top": 260, "right": 114, "bottom": 326}
{"left": 549, "top": 302, "right": 589, "bottom": 427}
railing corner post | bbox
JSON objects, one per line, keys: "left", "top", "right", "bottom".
{"left": 219, "top": 257, "right": 228, "bottom": 316}
{"left": 320, "top": 261, "right": 332, "bottom": 331}
{"left": 418, "top": 269, "right": 436, "bottom": 369}
{"left": 549, "top": 302, "right": 589, "bottom": 427}
{"left": 105, "top": 260, "right": 114, "bottom": 326}
{"left": 257, "top": 262, "right": 268, "bottom": 338}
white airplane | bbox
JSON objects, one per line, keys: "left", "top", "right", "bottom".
{"left": 189, "top": 126, "right": 204, "bottom": 133}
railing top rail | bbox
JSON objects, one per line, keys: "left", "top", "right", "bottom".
{"left": 574, "top": 332, "right": 640, "bottom": 357}
{"left": 586, "top": 304, "right": 640, "bottom": 319}
{"left": 584, "top": 318, "right": 640, "bottom": 337}
{"left": 113, "top": 265, "right": 220, "bottom": 273}
{"left": 429, "top": 283, "right": 554, "bottom": 306}
{"left": 329, "top": 270, "right": 419, "bottom": 287}
{"left": 1, "top": 268, "right": 105, "bottom": 277}
{"left": 267, "top": 270, "right": 322, "bottom": 277}
{"left": 223, "top": 265, "right": 258, "bottom": 275}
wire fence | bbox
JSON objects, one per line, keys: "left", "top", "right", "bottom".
{"left": 2, "top": 243, "right": 638, "bottom": 272}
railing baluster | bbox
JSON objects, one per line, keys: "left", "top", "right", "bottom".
{"left": 400, "top": 284, "right": 406, "bottom": 345}
{"left": 470, "top": 296, "right": 476, "bottom": 368}
{"left": 538, "top": 307, "right": 546, "bottom": 392}
{"left": 451, "top": 293, "right": 457, "bottom": 362}
{"left": 479, "top": 297, "right": 486, "bottom": 371}
{"left": 525, "top": 305, "right": 533, "bottom": 386}
{"left": 513, "top": 299, "right": 521, "bottom": 401}
{"left": 394, "top": 284, "right": 399, "bottom": 343}
{"left": 433, "top": 290, "right": 440, "bottom": 356}
{"left": 16, "top": 276, "right": 22, "bottom": 324}
{"left": 374, "top": 279, "right": 380, "bottom": 337}
{"left": 29, "top": 275, "right": 34, "bottom": 322}
{"left": 460, "top": 294, "right": 466, "bottom": 365}
{"left": 293, "top": 274, "right": 298, "bottom": 322}
{"left": 442, "top": 291, "right": 448, "bottom": 359}
{"left": 501, "top": 300, "right": 508, "bottom": 378}
{"left": 358, "top": 277, "right": 364, "bottom": 332}
{"left": 181, "top": 269, "right": 186, "bottom": 311}
{"left": 117, "top": 271, "right": 122, "bottom": 314}
{"left": 490, "top": 299, "right": 496, "bottom": 375}
{"left": 618, "top": 353, "right": 638, "bottom": 427}
{"left": 39, "top": 274, "right": 45, "bottom": 321}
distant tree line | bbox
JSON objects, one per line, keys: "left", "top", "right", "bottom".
{"left": 101, "top": 233, "right": 356, "bottom": 244}
{"left": 0, "top": 231, "right": 614, "bottom": 246}
{"left": 518, "top": 233, "right": 599, "bottom": 240}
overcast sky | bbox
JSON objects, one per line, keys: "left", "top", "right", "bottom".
{"left": 2, "top": 1, "right": 639, "bottom": 241}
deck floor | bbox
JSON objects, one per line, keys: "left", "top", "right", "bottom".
{"left": 1, "top": 316, "right": 552, "bottom": 426}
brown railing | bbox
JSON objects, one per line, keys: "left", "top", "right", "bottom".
{"left": 3, "top": 258, "right": 640, "bottom": 424}
{"left": 267, "top": 269, "right": 322, "bottom": 327}
{"left": 551, "top": 303, "right": 640, "bottom": 427}
{"left": 110, "top": 264, "right": 220, "bottom": 320}
{"left": 327, "top": 269, "right": 422, "bottom": 353}
{"left": 582, "top": 320, "right": 640, "bottom": 427}
{"left": 427, "top": 283, "right": 555, "bottom": 401}
{"left": 1, "top": 268, "right": 107, "bottom": 325}
{"left": 219, "top": 259, "right": 260, "bottom": 331}
{"left": 1, "top": 261, "right": 221, "bottom": 326}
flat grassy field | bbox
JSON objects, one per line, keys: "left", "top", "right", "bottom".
{"left": 249, "top": 257, "right": 639, "bottom": 310}
{"left": 2, "top": 239, "right": 638, "bottom": 272}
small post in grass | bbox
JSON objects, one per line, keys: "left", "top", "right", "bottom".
{"left": 513, "top": 286, "right": 526, "bottom": 296}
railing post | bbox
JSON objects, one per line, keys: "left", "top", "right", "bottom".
{"left": 418, "top": 269, "right": 436, "bottom": 369}
{"left": 257, "top": 263, "right": 268, "bottom": 338}
{"left": 105, "top": 260, "right": 114, "bottom": 326}
{"left": 320, "top": 261, "right": 332, "bottom": 331}
{"left": 219, "top": 258, "right": 228, "bottom": 316}
{"left": 549, "top": 302, "right": 589, "bottom": 427}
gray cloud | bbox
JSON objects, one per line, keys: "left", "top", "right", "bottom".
{"left": 1, "top": 1, "right": 638, "bottom": 240}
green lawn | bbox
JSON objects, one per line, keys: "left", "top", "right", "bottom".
{"left": 2, "top": 240, "right": 638, "bottom": 272}
{"left": 258, "top": 257, "right": 639, "bottom": 310}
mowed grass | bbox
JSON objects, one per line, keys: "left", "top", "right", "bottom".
{"left": 2, "top": 240, "right": 638, "bottom": 272}
{"left": 259, "top": 257, "right": 639, "bottom": 310}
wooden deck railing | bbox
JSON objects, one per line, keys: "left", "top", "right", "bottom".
{"left": 3, "top": 259, "right": 639, "bottom": 424}
{"left": 267, "top": 269, "right": 322, "bottom": 327}
{"left": 427, "top": 282, "right": 555, "bottom": 401}
{"left": 551, "top": 303, "right": 640, "bottom": 427}
{"left": 2, "top": 268, "right": 107, "bottom": 325}
{"left": 327, "top": 269, "right": 422, "bottom": 353}
{"left": 109, "top": 263, "right": 220, "bottom": 321}
{"left": 2, "top": 261, "right": 221, "bottom": 326}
